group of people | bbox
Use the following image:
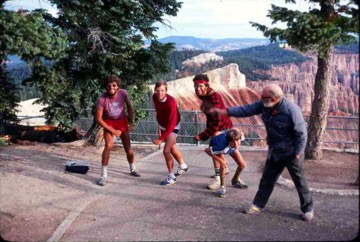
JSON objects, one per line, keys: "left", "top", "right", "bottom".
{"left": 95, "top": 73, "right": 314, "bottom": 222}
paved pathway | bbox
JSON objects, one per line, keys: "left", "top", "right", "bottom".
{"left": 50, "top": 146, "right": 359, "bottom": 241}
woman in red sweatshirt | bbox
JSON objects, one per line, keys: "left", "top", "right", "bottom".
{"left": 152, "top": 81, "right": 189, "bottom": 186}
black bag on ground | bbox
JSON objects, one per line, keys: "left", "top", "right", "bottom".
{"left": 65, "top": 160, "right": 89, "bottom": 174}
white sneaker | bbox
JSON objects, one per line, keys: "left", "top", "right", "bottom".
{"left": 175, "top": 166, "right": 189, "bottom": 176}
{"left": 160, "top": 176, "right": 177, "bottom": 186}
{"left": 207, "top": 180, "right": 220, "bottom": 190}
{"left": 97, "top": 177, "right": 106, "bottom": 186}
{"left": 219, "top": 187, "right": 226, "bottom": 198}
{"left": 302, "top": 210, "right": 314, "bottom": 222}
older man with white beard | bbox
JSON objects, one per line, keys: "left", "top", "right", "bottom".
{"left": 209, "top": 83, "right": 314, "bottom": 222}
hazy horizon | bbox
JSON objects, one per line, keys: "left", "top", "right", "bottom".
{"left": 6, "top": 0, "right": 315, "bottom": 39}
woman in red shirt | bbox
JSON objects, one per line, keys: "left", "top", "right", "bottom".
{"left": 152, "top": 81, "right": 189, "bottom": 186}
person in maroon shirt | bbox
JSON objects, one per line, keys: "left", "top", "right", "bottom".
{"left": 193, "top": 74, "right": 234, "bottom": 190}
{"left": 152, "top": 81, "right": 189, "bottom": 186}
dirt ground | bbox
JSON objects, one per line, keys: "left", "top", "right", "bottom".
{"left": 280, "top": 149, "right": 359, "bottom": 190}
{"left": 0, "top": 142, "right": 358, "bottom": 241}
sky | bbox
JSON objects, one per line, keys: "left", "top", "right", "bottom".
{"left": 6, "top": 0, "right": 315, "bottom": 39}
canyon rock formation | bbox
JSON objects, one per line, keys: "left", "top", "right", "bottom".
{"left": 148, "top": 52, "right": 358, "bottom": 147}
{"left": 247, "top": 53, "right": 359, "bottom": 115}
{"left": 182, "top": 53, "right": 224, "bottom": 67}
{"left": 150, "top": 52, "right": 358, "bottom": 116}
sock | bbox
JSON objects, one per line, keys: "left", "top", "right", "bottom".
{"left": 129, "top": 163, "right": 137, "bottom": 172}
{"left": 220, "top": 185, "right": 225, "bottom": 189}
{"left": 180, "top": 163, "right": 187, "bottom": 169}
{"left": 169, "top": 172, "right": 176, "bottom": 179}
{"left": 215, "top": 168, "right": 220, "bottom": 182}
{"left": 101, "top": 166, "right": 108, "bottom": 179}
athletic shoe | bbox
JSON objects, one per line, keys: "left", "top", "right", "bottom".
{"left": 232, "top": 179, "right": 248, "bottom": 189}
{"left": 219, "top": 187, "right": 226, "bottom": 198}
{"left": 160, "top": 176, "right": 176, "bottom": 186}
{"left": 302, "top": 210, "right": 314, "bottom": 222}
{"left": 207, "top": 180, "right": 220, "bottom": 190}
{"left": 243, "top": 204, "right": 263, "bottom": 214}
{"left": 211, "top": 170, "right": 229, "bottom": 178}
{"left": 130, "top": 169, "right": 141, "bottom": 177}
{"left": 175, "top": 166, "right": 189, "bottom": 176}
{"left": 97, "top": 177, "right": 106, "bottom": 186}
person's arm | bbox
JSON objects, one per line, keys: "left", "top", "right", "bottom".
{"left": 227, "top": 100, "right": 263, "bottom": 117}
{"left": 158, "top": 98, "right": 178, "bottom": 141}
{"left": 95, "top": 108, "right": 121, "bottom": 137}
{"left": 198, "top": 92, "right": 226, "bottom": 141}
{"left": 290, "top": 104, "right": 307, "bottom": 159}
{"left": 152, "top": 94, "right": 162, "bottom": 145}
{"left": 210, "top": 100, "right": 263, "bottom": 118}
{"left": 125, "top": 96, "right": 134, "bottom": 132}
{"left": 205, "top": 147, "right": 227, "bottom": 169}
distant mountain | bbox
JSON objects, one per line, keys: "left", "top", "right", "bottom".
{"left": 145, "top": 36, "right": 270, "bottom": 52}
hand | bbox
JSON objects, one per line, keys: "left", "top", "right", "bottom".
{"left": 220, "top": 162, "right": 228, "bottom": 170}
{"left": 153, "top": 139, "right": 162, "bottom": 145}
{"left": 193, "top": 135, "right": 201, "bottom": 141}
{"left": 296, "top": 154, "right": 300, "bottom": 160}
{"left": 113, "top": 129, "right": 122, "bottom": 137}
{"left": 128, "top": 123, "right": 134, "bottom": 132}
{"left": 209, "top": 108, "right": 228, "bottom": 116}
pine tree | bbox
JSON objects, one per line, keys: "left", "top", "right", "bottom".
{"left": 0, "top": 3, "right": 66, "bottom": 129}
{"left": 250, "top": 0, "right": 359, "bottom": 160}
{"left": 26, "top": 0, "right": 182, "bottom": 131}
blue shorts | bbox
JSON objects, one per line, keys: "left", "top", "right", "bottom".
{"left": 209, "top": 131, "right": 236, "bottom": 155}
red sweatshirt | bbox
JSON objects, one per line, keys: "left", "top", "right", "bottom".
{"left": 152, "top": 93, "right": 181, "bottom": 141}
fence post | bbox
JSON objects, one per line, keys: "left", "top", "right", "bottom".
{"left": 195, "top": 110, "right": 200, "bottom": 146}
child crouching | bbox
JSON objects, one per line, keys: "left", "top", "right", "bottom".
{"left": 204, "top": 128, "right": 248, "bottom": 198}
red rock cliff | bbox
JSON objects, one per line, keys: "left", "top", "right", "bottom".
{"left": 247, "top": 53, "right": 359, "bottom": 115}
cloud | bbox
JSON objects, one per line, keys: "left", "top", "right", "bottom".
{"left": 156, "top": 0, "right": 314, "bottom": 38}
{"left": 8, "top": 0, "right": 315, "bottom": 39}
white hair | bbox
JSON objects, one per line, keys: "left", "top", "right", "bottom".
{"left": 266, "top": 83, "right": 284, "bottom": 100}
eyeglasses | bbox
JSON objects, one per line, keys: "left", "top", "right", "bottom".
{"left": 261, "top": 96, "right": 272, "bottom": 100}
{"left": 106, "top": 84, "right": 118, "bottom": 89}
{"left": 194, "top": 84, "right": 206, "bottom": 89}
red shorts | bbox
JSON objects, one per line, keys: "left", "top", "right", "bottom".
{"left": 104, "top": 117, "right": 128, "bottom": 132}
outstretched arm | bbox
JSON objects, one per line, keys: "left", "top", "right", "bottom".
{"left": 210, "top": 101, "right": 263, "bottom": 118}
{"left": 209, "top": 108, "right": 228, "bottom": 116}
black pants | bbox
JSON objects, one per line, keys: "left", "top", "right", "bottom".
{"left": 253, "top": 153, "right": 313, "bottom": 213}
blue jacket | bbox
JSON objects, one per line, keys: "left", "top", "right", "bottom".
{"left": 227, "top": 98, "right": 307, "bottom": 161}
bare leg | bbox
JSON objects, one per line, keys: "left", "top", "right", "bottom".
{"left": 205, "top": 148, "right": 227, "bottom": 187}
{"left": 213, "top": 157, "right": 220, "bottom": 169}
{"left": 120, "top": 130, "right": 134, "bottom": 164}
{"left": 102, "top": 130, "right": 114, "bottom": 166}
{"left": 168, "top": 133, "right": 184, "bottom": 165}
{"left": 163, "top": 133, "right": 176, "bottom": 173}
{"left": 217, "top": 154, "right": 227, "bottom": 187}
{"left": 230, "top": 150, "right": 246, "bottom": 182}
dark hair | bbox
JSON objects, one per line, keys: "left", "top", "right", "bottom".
{"left": 226, "top": 128, "right": 242, "bottom": 141}
{"left": 193, "top": 74, "right": 210, "bottom": 86}
{"left": 104, "top": 74, "right": 122, "bottom": 88}
{"left": 154, "top": 80, "right": 167, "bottom": 91}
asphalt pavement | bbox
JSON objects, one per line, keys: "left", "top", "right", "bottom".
{"left": 49, "top": 146, "right": 359, "bottom": 241}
